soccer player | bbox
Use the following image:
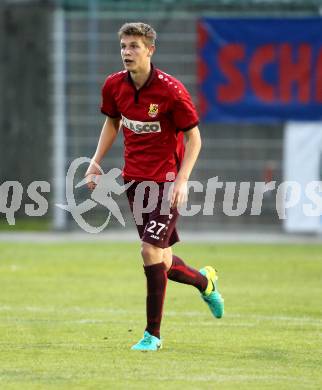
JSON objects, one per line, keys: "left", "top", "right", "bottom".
{"left": 85, "top": 22, "right": 224, "bottom": 351}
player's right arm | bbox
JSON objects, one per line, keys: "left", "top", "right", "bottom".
{"left": 85, "top": 116, "right": 120, "bottom": 190}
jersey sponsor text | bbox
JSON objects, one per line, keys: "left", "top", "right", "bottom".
{"left": 122, "top": 115, "right": 161, "bottom": 134}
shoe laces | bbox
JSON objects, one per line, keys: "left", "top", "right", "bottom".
{"left": 141, "top": 334, "right": 152, "bottom": 345}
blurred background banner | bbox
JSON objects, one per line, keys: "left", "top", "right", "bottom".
{"left": 198, "top": 17, "right": 322, "bottom": 123}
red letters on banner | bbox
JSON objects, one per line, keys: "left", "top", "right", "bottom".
{"left": 217, "top": 43, "right": 322, "bottom": 104}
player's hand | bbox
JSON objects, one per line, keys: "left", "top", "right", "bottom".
{"left": 85, "top": 162, "right": 101, "bottom": 191}
{"left": 85, "top": 174, "right": 100, "bottom": 191}
{"left": 170, "top": 177, "right": 188, "bottom": 208}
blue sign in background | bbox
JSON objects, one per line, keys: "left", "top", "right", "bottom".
{"left": 198, "top": 18, "right": 322, "bottom": 123}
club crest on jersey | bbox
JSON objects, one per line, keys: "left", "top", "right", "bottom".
{"left": 148, "top": 104, "right": 159, "bottom": 118}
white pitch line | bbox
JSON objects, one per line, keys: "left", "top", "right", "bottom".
{"left": 227, "top": 313, "right": 322, "bottom": 325}
{"left": 0, "top": 305, "right": 321, "bottom": 326}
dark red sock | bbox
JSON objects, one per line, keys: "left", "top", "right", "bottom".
{"left": 167, "top": 255, "right": 208, "bottom": 292}
{"left": 144, "top": 262, "right": 167, "bottom": 339}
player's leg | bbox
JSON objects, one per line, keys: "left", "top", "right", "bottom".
{"left": 163, "top": 246, "right": 224, "bottom": 319}
{"left": 163, "top": 247, "right": 208, "bottom": 292}
{"left": 141, "top": 242, "right": 167, "bottom": 338}
{"left": 131, "top": 242, "right": 166, "bottom": 351}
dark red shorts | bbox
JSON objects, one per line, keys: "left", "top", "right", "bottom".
{"left": 125, "top": 181, "right": 180, "bottom": 248}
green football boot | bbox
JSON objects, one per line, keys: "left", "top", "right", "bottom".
{"left": 199, "top": 266, "right": 224, "bottom": 319}
{"left": 131, "top": 331, "right": 162, "bottom": 351}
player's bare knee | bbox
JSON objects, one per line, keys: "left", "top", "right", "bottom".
{"left": 141, "top": 242, "right": 156, "bottom": 261}
{"left": 141, "top": 242, "right": 163, "bottom": 264}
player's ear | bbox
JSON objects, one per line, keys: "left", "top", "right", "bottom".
{"left": 148, "top": 45, "right": 155, "bottom": 57}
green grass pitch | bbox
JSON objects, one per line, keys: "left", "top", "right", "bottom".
{"left": 0, "top": 242, "right": 321, "bottom": 389}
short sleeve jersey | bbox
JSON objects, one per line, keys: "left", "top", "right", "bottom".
{"left": 101, "top": 64, "right": 199, "bottom": 182}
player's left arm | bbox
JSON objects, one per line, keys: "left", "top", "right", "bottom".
{"left": 171, "top": 126, "right": 201, "bottom": 208}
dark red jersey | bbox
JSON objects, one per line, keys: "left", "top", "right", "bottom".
{"left": 100, "top": 64, "right": 199, "bottom": 182}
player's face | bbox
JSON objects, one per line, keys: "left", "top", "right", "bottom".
{"left": 120, "top": 35, "right": 154, "bottom": 73}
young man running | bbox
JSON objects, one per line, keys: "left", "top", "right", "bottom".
{"left": 85, "top": 22, "right": 224, "bottom": 351}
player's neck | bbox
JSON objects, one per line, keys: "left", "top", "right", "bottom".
{"left": 130, "top": 63, "right": 151, "bottom": 90}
